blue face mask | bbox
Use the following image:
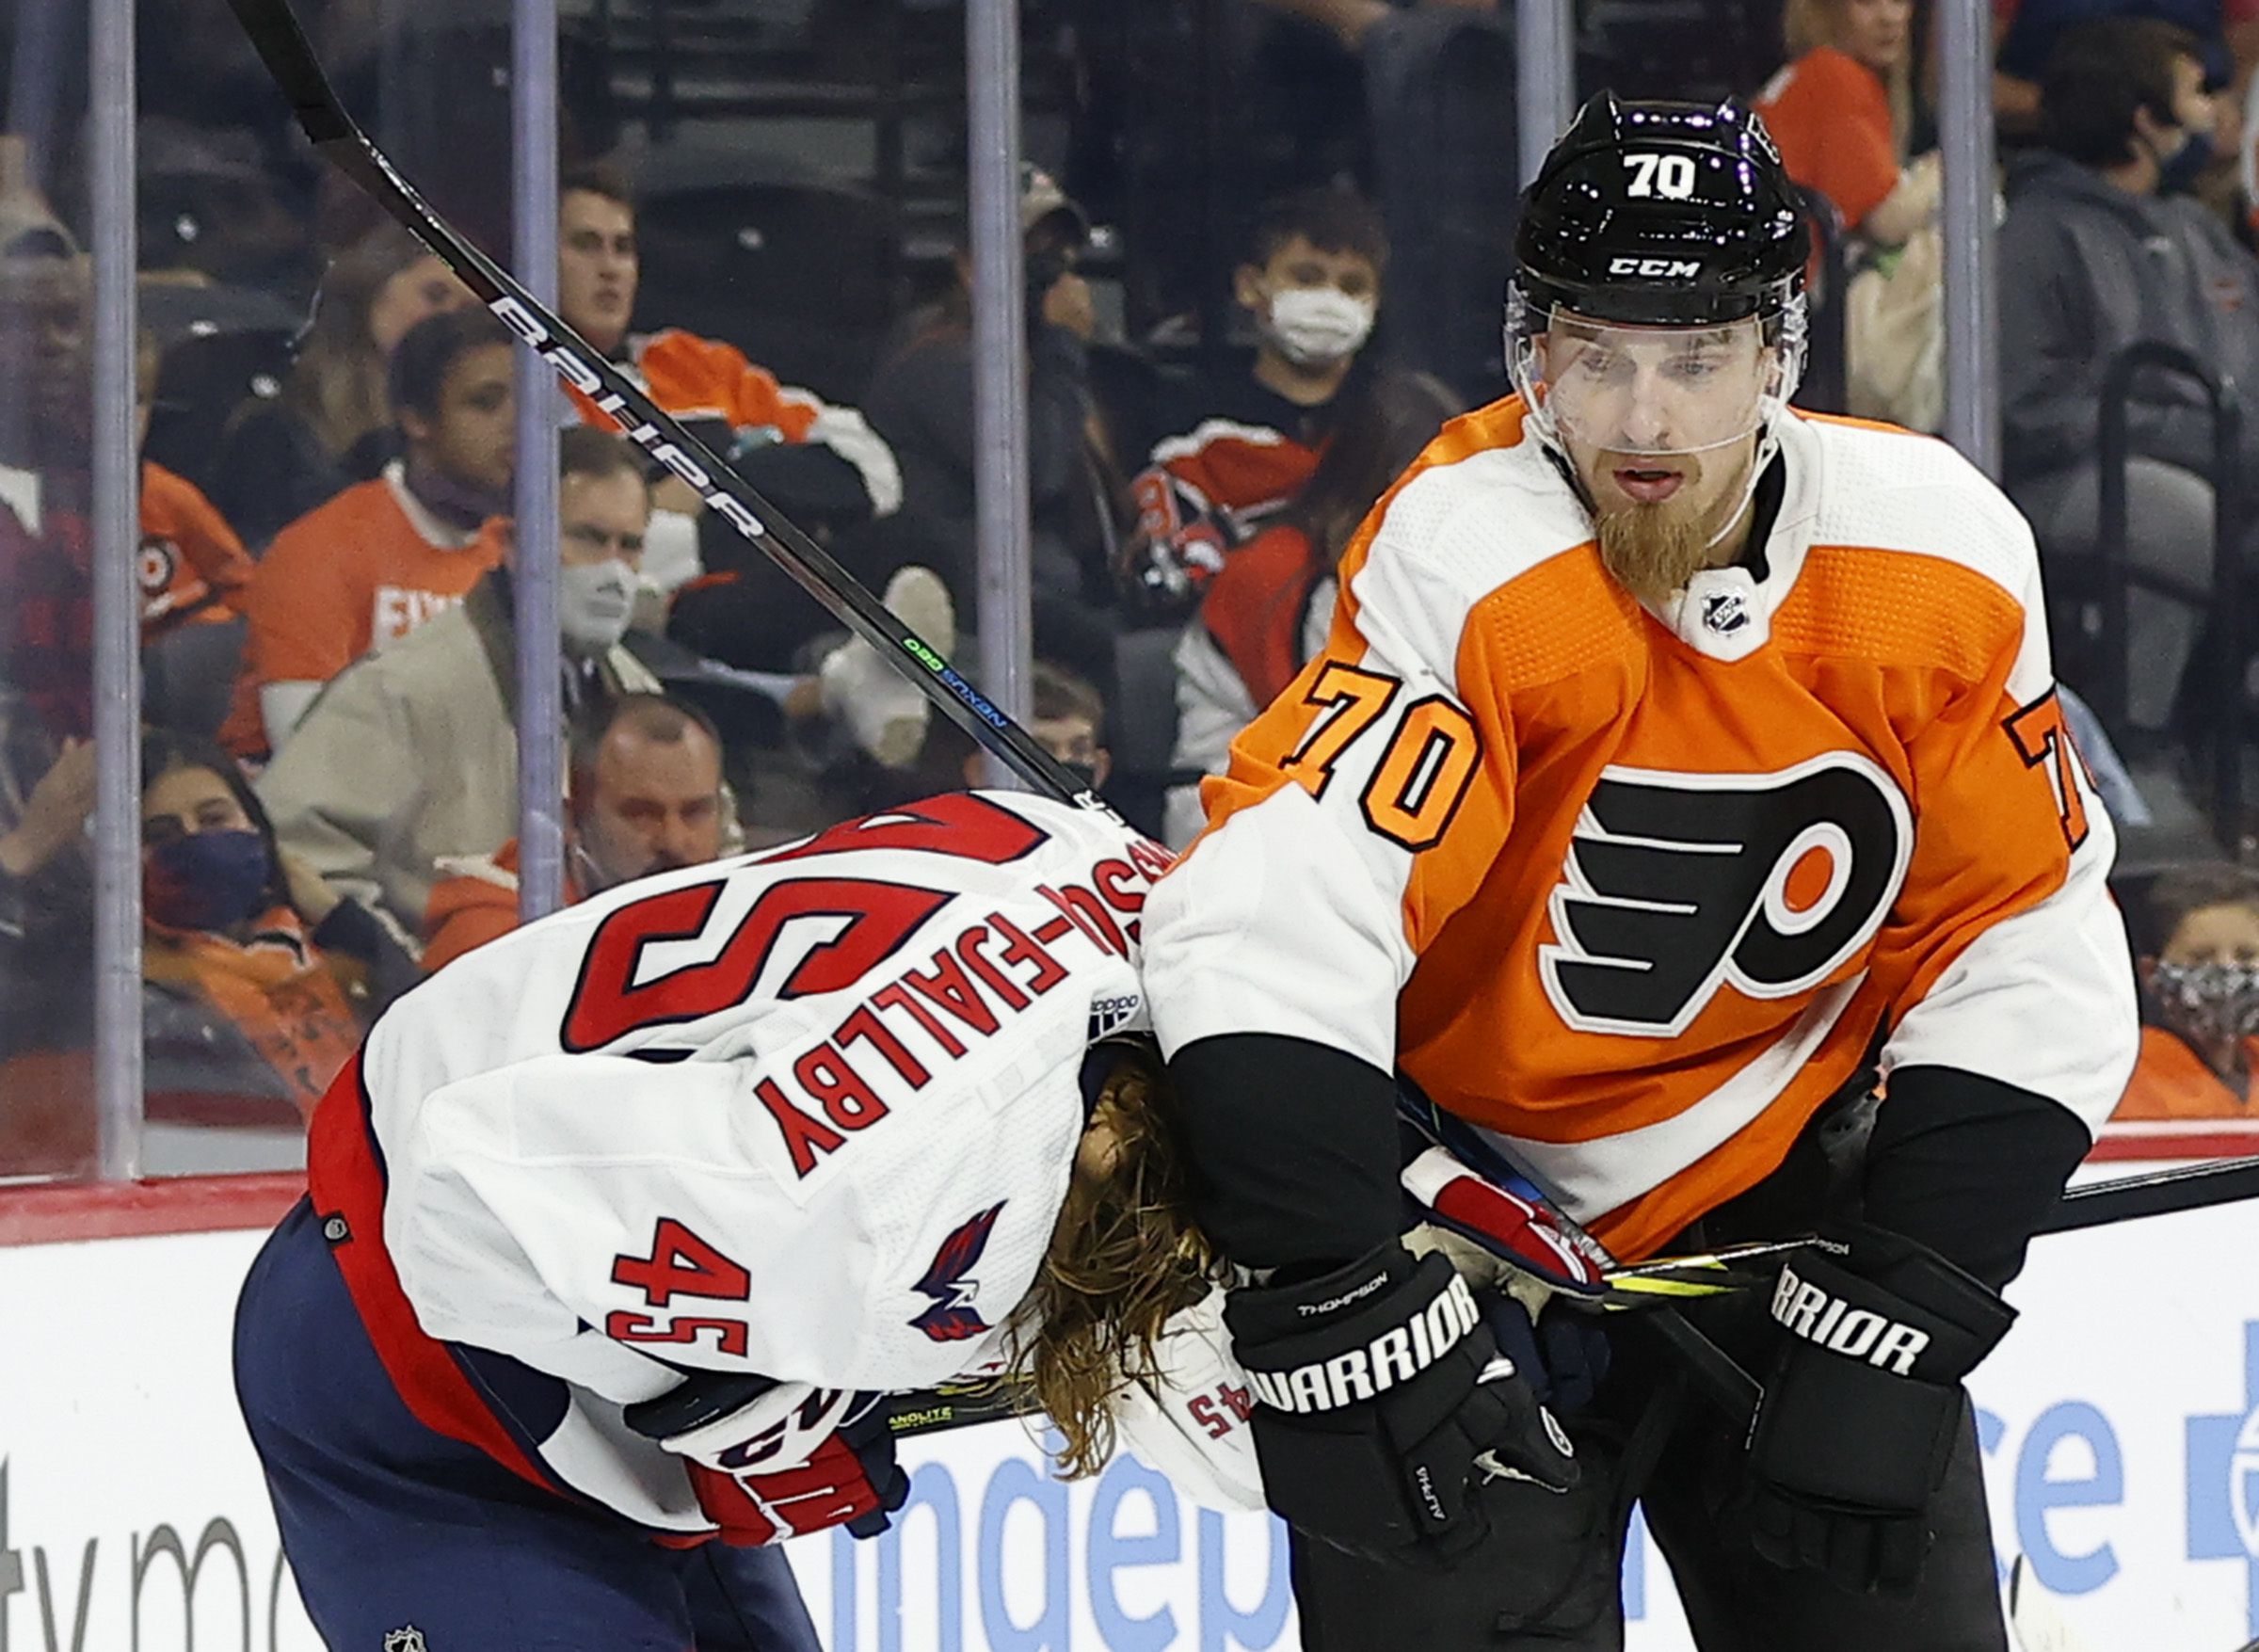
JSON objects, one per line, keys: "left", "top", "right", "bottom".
{"left": 144, "top": 829, "right": 274, "bottom": 931}
{"left": 2156, "top": 126, "right": 2216, "bottom": 196}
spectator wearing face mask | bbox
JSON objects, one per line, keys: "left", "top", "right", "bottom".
{"left": 139, "top": 729, "right": 420, "bottom": 1172}
{"left": 1162, "top": 370, "right": 1458, "bottom": 847}
{"left": 1123, "top": 185, "right": 1404, "bottom": 621}
{"left": 2116, "top": 865, "right": 2259, "bottom": 1117}
{"left": 420, "top": 692, "right": 734, "bottom": 972}
{"left": 256, "top": 427, "right": 665, "bottom": 947}
{"left": 221, "top": 307, "right": 518, "bottom": 760}
{"left": 1998, "top": 18, "right": 2259, "bottom": 737}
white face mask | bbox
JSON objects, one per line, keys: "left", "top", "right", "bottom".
{"left": 558, "top": 557, "right": 637, "bottom": 655}
{"left": 1264, "top": 286, "right": 1377, "bottom": 367}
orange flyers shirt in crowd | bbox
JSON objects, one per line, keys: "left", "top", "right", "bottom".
{"left": 220, "top": 464, "right": 505, "bottom": 758}
{"left": 144, "top": 903, "right": 364, "bottom": 1120}
{"left": 139, "top": 460, "right": 255, "bottom": 635}
{"left": 2114, "top": 1025, "right": 2259, "bottom": 1120}
{"left": 1754, "top": 46, "right": 1902, "bottom": 234}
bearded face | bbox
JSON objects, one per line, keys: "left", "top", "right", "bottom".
{"left": 1528, "top": 313, "right": 1775, "bottom": 602}
{"left": 1588, "top": 437, "right": 1763, "bottom": 605}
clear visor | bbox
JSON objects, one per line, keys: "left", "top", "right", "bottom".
{"left": 1515, "top": 313, "right": 1780, "bottom": 458}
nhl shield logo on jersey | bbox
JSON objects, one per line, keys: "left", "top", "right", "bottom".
{"left": 910, "top": 1201, "right": 1006, "bottom": 1341}
{"left": 382, "top": 1628, "right": 429, "bottom": 1652}
{"left": 1539, "top": 752, "right": 1913, "bottom": 1037}
{"left": 1701, "top": 590, "right": 1750, "bottom": 634}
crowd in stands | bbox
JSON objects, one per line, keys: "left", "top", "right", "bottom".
{"left": 5, "top": 0, "right": 2259, "bottom": 1179}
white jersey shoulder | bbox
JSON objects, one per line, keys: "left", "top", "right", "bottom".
{"left": 1347, "top": 427, "right": 1592, "bottom": 686}
{"left": 365, "top": 790, "right": 1163, "bottom": 1417}
{"left": 1794, "top": 412, "right": 2040, "bottom": 603}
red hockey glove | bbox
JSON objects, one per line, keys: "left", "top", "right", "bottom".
{"left": 1400, "top": 1144, "right": 1608, "bottom": 1306}
{"left": 626, "top": 1377, "right": 910, "bottom": 1547}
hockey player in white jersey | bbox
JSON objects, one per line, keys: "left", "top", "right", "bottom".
{"left": 232, "top": 790, "right": 1218, "bottom": 1650}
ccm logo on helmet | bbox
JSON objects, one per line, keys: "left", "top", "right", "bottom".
{"left": 1770, "top": 1263, "right": 1931, "bottom": 1376}
{"left": 1607, "top": 256, "right": 1702, "bottom": 279}
{"left": 1248, "top": 1275, "right": 1482, "bottom": 1414}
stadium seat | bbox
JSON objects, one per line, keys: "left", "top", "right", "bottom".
{"left": 632, "top": 174, "right": 903, "bottom": 402}
{"left": 143, "top": 326, "right": 297, "bottom": 499}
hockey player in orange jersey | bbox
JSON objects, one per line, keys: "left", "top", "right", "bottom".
{"left": 1142, "top": 94, "right": 2139, "bottom": 1648}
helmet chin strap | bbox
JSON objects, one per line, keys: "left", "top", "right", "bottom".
{"left": 1700, "top": 424, "right": 1778, "bottom": 554}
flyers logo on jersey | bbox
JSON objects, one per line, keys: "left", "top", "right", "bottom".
{"left": 1539, "top": 753, "right": 1913, "bottom": 1037}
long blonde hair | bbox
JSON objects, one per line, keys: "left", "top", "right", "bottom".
{"left": 1783, "top": 0, "right": 1917, "bottom": 160}
{"left": 281, "top": 222, "right": 437, "bottom": 457}
{"left": 1007, "top": 1042, "right": 1221, "bottom": 1479}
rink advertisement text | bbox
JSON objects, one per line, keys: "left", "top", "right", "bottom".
{"left": 5, "top": 1173, "right": 2259, "bottom": 1648}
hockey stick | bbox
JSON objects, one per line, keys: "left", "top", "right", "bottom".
{"left": 222, "top": 0, "right": 1104, "bottom": 819}
{"left": 1397, "top": 1085, "right": 1764, "bottom": 1427}
{"left": 888, "top": 1378, "right": 1038, "bottom": 1438}
{"left": 893, "top": 1156, "right": 2259, "bottom": 1446}
{"left": 2042, "top": 1153, "right": 2259, "bottom": 1234}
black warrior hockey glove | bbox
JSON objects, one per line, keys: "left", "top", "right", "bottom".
{"left": 1744, "top": 1220, "right": 2015, "bottom": 1595}
{"left": 1225, "top": 1243, "right": 1578, "bottom": 1565}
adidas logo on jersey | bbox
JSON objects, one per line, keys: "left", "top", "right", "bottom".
{"left": 1770, "top": 1262, "right": 1931, "bottom": 1375}
{"left": 1247, "top": 1275, "right": 1481, "bottom": 1414}
{"left": 1087, "top": 993, "right": 1143, "bottom": 1041}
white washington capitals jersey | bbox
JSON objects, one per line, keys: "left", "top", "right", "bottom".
{"left": 306, "top": 790, "right": 1163, "bottom": 1530}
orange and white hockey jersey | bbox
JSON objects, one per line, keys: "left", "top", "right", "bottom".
{"left": 1142, "top": 399, "right": 2139, "bottom": 1261}
{"left": 138, "top": 460, "right": 253, "bottom": 634}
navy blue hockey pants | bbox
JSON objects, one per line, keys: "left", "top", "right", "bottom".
{"left": 234, "top": 1198, "right": 823, "bottom": 1652}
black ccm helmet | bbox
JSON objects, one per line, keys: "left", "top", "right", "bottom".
{"left": 1508, "top": 93, "right": 1812, "bottom": 457}
{"left": 1514, "top": 92, "right": 1809, "bottom": 328}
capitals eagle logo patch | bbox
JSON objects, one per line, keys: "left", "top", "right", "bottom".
{"left": 909, "top": 1201, "right": 1006, "bottom": 1342}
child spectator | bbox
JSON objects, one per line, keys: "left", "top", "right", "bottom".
{"left": 1162, "top": 370, "right": 1457, "bottom": 846}
{"left": 206, "top": 222, "right": 475, "bottom": 549}
{"left": 140, "top": 728, "right": 418, "bottom": 1169}
{"left": 422, "top": 692, "right": 732, "bottom": 972}
{"left": 137, "top": 329, "right": 253, "bottom": 644}
{"left": 1126, "top": 185, "right": 1408, "bottom": 621}
{"left": 222, "top": 307, "right": 516, "bottom": 759}
{"left": 953, "top": 660, "right": 1114, "bottom": 798}
{"left": 2117, "top": 864, "right": 2259, "bottom": 1117}
{"left": 1756, "top": 0, "right": 1941, "bottom": 248}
